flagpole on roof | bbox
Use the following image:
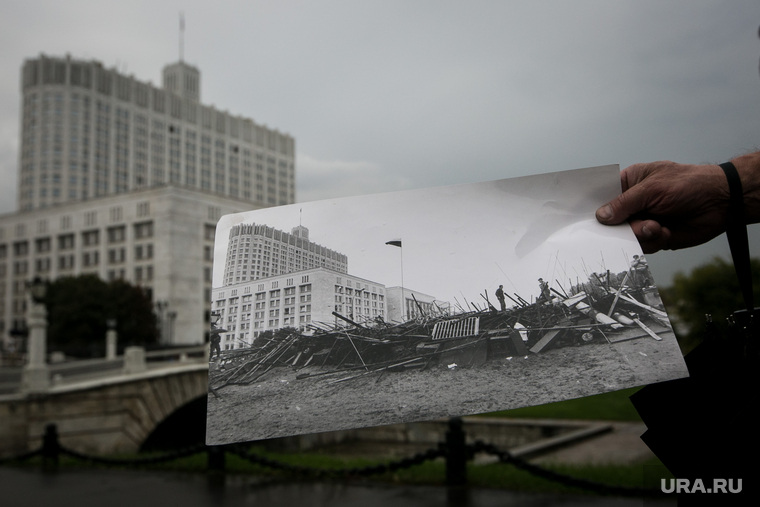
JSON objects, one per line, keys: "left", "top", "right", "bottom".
{"left": 385, "top": 239, "right": 405, "bottom": 321}
{"left": 179, "top": 12, "right": 185, "bottom": 62}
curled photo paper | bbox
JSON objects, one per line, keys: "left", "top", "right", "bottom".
{"left": 206, "top": 165, "right": 688, "bottom": 445}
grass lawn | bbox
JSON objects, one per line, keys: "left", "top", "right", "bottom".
{"left": 478, "top": 386, "right": 644, "bottom": 421}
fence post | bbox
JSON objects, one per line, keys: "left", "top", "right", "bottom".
{"left": 445, "top": 417, "right": 467, "bottom": 486}
{"left": 41, "top": 423, "right": 60, "bottom": 470}
{"left": 123, "top": 346, "right": 147, "bottom": 374}
{"left": 207, "top": 445, "right": 226, "bottom": 473}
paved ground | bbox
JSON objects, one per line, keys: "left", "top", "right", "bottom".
{"left": 532, "top": 421, "right": 655, "bottom": 465}
{"left": 0, "top": 467, "right": 676, "bottom": 507}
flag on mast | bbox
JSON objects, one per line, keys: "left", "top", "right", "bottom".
{"left": 386, "top": 239, "right": 402, "bottom": 247}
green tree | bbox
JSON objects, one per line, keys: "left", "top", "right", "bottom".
{"left": 659, "top": 257, "right": 760, "bottom": 353}
{"left": 44, "top": 274, "right": 159, "bottom": 358}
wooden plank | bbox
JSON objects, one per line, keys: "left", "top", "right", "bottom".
{"left": 530, "top": 329, "right": 561, "bottom": 353}
{"left": 510, "top": 331, "right": 529, "bottom": 356}
{"left": 633, "top": 318, "right": 662, "bottom": 341}
{"left": 618, "top": 294, "right": 669, "bottom": 318}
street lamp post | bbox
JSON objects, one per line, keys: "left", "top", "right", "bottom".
{"left": 106, "top": 318, "right": 118, "bottom": 360}
{"left": 167, "top": 311, "right": 177, "bottom": 345}
{"left": 21, "top": 277, "right": 50, "bottom": 393}
{"left": 155, "top": 300, "right": 168, "bottom": 344}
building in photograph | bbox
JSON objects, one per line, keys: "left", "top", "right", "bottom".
{"left": 385, "top": 286, "right": 450, "bottom": 324}
{"left": 1, "top": 53, "right": 296, "bottom": 351}
{"left": 17, "top": 54, "right": 295, "bottom": 212}
{"left": 222, "top": 224, "right": 347, "bottom": 286}
{"left": 212, "top": 267, "right": 387, "bottom": 350}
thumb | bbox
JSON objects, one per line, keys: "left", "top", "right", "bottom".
{"left": 595, "top": 188, "right": 647, "bottom": 225}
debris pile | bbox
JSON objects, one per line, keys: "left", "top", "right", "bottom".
{"left": 209, "top": 270, "right": 671, "bottom": 391}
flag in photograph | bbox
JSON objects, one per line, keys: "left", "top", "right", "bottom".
{"left": 386, "top": 239, "right": 402, "bottom": 247}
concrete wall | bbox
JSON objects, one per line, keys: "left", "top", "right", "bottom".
{"left": 264, "top": 416, "right": 592, "bottom": 453}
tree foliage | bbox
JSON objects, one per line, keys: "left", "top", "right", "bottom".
{"left": 659, "top": 256, "right": 760, "bottom": 352}
{"left": 44, "top": 275, "right": 159, "bottom": 357}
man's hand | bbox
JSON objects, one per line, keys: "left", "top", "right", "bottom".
{"left": 595, "top": 161, "right": 729, "bottom": 253}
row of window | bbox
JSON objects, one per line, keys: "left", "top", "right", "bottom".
{"left": 23, "top": 68, "right": 295, "bottom": 156}
{"left": 3, "top": 245, "right": 152, "bottom": 273}
{"left": 0, "top": 224, "right": 153, "bottom": 260}
{"left": 1, "top": 204, "right": 151, "bottom": 240}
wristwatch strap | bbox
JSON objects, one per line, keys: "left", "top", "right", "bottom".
{"left": 719, "top": 161, "right": 754, "bottom": 312}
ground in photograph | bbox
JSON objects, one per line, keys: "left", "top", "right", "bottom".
{"left": 206, "top": 329, "right": 680, "bottom": 444}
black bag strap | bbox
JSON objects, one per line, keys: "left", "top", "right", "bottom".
{"left": 719, "top": 161, "right": 754, "bottom": 312}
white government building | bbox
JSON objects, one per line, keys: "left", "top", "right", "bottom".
{"left": 222, "top": 223, "right": 347, "bottom": 286}
{"left": 211, "top": 223, "right": 451, "bottom": 350}
{"left": 213, "top": 267, "right": 388, "bottom": 350}
{"left": 0, "top": 53, "right": 295, "bottom": 351}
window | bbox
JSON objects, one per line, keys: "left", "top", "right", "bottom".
{"left": 109, "top": 206, "right": 123, "bottom": 222}
{"left": 35, "top": 258, "right": 51, "bottom": 273}
{"left": 134, "top": 221, "right": 153, "bottom": 239}
{"left": 58, "top": 234, "right": 75, "bottom": 250}
{"left": 108, "top": 248, "right": 125, "bottom": 264}
{"left": 107, "top": 226, "right": 126, "bottom": 243}
{"left": 35, "top": 238, "right": 51, "bottom": 253}
{"left": 84, "top": 211, "right": 97, "bottom": 226}
{"left": 82, "top": 230, "right": 99, "bottom": 246}
{"left": 137, "top": 201, "right": 150, "bottom": 217}
{"left": 208, "top": 206, "right": 221, "bottom": 221}
{"left": 83, "top": 251, "right": 99, "bottom": 267}
{"left": 58, "top": 254, "right": 74, "bottom": 270}
{"left": 135, "top": 244, "right": 153, "bottom": 260}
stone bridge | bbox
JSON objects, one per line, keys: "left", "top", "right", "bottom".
{"left": 0, "top": 347, "right": 209, "bottom": 457}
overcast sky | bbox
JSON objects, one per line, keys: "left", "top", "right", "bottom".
{"left": 215, "top": 165, "right": 639, "bottom": 308}
{"left": 1, "top": 1, "right": 759, "bottom": 287}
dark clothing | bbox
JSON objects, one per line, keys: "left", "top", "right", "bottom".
{"left": 495, "top": 287, "right": 506, "bottom": 311}
{"left": 537, "top": 280, "right": 550, "bottom": 302}
{"left": 210, "top": 332, "right": 222, "bottom": 359}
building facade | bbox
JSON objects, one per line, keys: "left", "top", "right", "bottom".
{"left": 1, "top": 53, "right": 297, "bottom": 353}
{"left": 17, "top": 54, "right": 295, "bottom": 212}
{"left": 384, "top": 287, "right": 450, "bottom": 324}
{"left": 212, "top": 267, "right": 386, "bottom": 350}
{"left": 222, "top": 224, "right": 348, "bottom": 286}
{"left": 0, "top": 186, "right": 256, "bottom": 350}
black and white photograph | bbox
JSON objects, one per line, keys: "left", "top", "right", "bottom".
{"left": 206, "top": 164, "right": 689, "bottom": 445}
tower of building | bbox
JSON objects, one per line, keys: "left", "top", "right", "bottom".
{"left": 222, "top": 224, "right": 348, "bottom": 286}
{"left": 16, "top": 54, "right": 295, "bottom": 212}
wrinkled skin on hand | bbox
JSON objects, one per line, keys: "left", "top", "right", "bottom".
{"left": 595, "top": 161, "right": 730, "bottom": 253}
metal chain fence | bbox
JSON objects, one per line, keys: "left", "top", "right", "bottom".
{"left": 0, "top": 421, "right": 661, "bottom": 498}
